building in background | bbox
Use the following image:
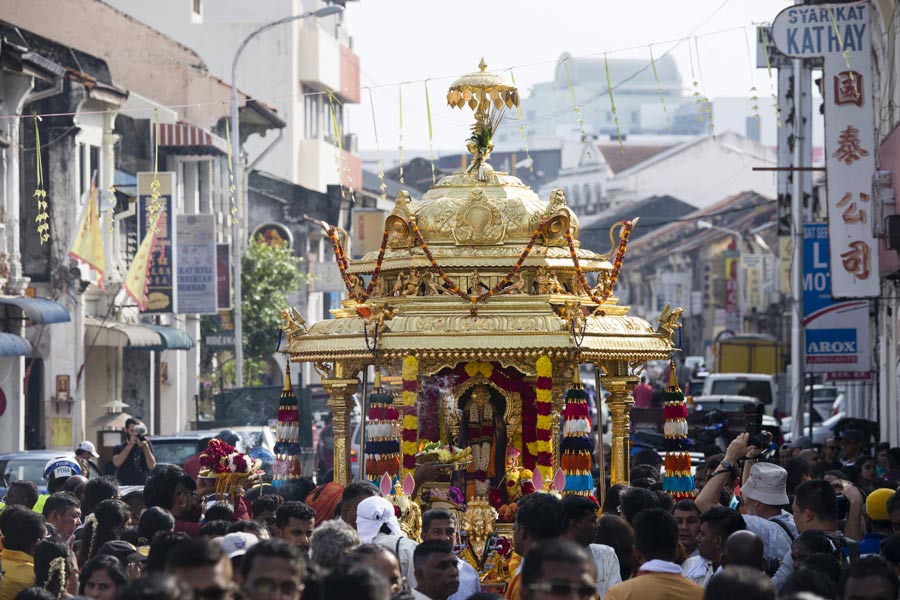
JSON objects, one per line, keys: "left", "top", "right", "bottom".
{"left": 103, "top": 0, "right": 361, "bottom": 196}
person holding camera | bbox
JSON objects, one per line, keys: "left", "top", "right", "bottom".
{"left": 112, "top": 418, "right": 157, "bottom": 485}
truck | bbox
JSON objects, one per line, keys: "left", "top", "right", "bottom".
{"left": 715, "top": 334, "right": 783, "bottom": 374}
{"left": 701, "top": 373, "right": 778, "bottom": 414}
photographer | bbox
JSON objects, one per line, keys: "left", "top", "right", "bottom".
{"left": 112, "top": 418, "right": 157, "bottom": 484}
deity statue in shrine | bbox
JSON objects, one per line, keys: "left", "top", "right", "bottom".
{"left": 459, "top": 384, "right": 506, "bottom": 498}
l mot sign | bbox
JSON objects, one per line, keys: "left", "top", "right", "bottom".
{"left": 771, "top": 2, "right": 879, "bottom": 299}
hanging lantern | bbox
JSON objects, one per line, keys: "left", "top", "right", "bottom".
{"left": 364, "top": 370, "right": 401, "bottom": 482}
{"left": 560, "top": 367, "right": 594, "bottom": 497}
{"left": 663, "top": 360, "right": 694, "bottom": 500}
{"left": 272, "top": 362, "right": 301, "bottom": 486}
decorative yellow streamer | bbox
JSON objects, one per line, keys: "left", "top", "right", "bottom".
{"left": 32, "top": 114, "right": 50, "bottom": 244}
{"left": 328, "top": 92, "right": 355, "bottom": 205}
{"left": 424, "top": 81, "right": 436, "bottom": 185}
{"left": 691, "top": 38, "right": 715, "bottom": 139}
{"left": 828, "top": 7, "right": 852, "bottom": 68}
{"left": 563, "top": 61, "right": 591, "bottom": 159}
{"left": 508, "top": 69, "right": 533, "bottom": 173}
{"left": 759, "top": 27, "right": 783, "bottom": 128}
{"left": 368, "top": 89, "right": 387, "bottom": 200}
{"left": 742, "top": 29, "right": 762, "bottom": 131}
{"left": 603, "top": 54, "right": 624, "bottom": 153}
{"left": 224, "top": 117, "right": 238, "bottom": 225}
{"left": 398, "top": 84, "right": 405, "bottom": 184}
{"left": 649, "top": 46, "right": 672, "bottom": 134}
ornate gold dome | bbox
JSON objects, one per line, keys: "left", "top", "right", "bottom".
{"left": 283, "top": 61, "right": 675, "bottom": 371}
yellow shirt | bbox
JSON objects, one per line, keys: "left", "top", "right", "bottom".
{"left": 605, "top": 572, "right": 704, "bottom": 600}
{"left": 504, "top": 570, "right": 521, "bottom": 600}
{"left": 0, "top": 548, "right": 36, "bottom": 600}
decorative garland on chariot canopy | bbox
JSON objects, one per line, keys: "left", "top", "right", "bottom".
{"left": 565, "top": 219, "right": 635, "bottom": 313}
{"left": 327, "top": 216, "right": 636, "bottom": 320}
{"left": 401, "top": 355, "right": 419, "bottom": 479}
{"left": 534, "top": 355, "right": 554, "bottom": 485}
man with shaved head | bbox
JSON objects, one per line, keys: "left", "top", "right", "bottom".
{"left": 723, "top": 530, "right": 765, "bottom": 572}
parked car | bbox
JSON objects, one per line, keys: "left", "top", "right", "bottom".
{"left": 783, "top": 412, "right": 846, "bottom": 445}
{"left": 0, "top": 450, "right": 102, "bottom": 499}
{"left": 801, "top": 385, "right": 846, "bottom": 420}
{"left": 702, "top": 373, "right": 777, "bottom": 408}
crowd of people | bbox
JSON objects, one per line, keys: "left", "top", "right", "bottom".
{"left": 1, "top": 418, "right": 900, "bottom": 600}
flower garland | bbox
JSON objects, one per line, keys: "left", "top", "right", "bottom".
{"left": 365, "top": 372, "right": 401, "bottom": 482}
{"left": 534, "top": 355, "right": 554, "bottom": 485}
{"left": 662, "top": 362, "right": 694, "bottom": 499}
{"left": 199, "top": 439, "right": 261, "bottom": 501}
{"left": 566, "top": 220, "right": 635, "bottom": 312}
{"left": 401, "top": 355, "right": 419, "bottom": 479}
{"left": 560, "top": 376, "right": 594, "bottom": 497}
{"left": 327, "top": 225, "right": 390, "bottom": 303}
{"left": 411, "top": 219, "right": 546, "bottom": 312}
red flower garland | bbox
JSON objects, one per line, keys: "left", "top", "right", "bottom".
{"left": 565, "top": 219, "right": 635, "bottom": 311}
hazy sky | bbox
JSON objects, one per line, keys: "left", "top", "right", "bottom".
{"left": 343, "top": 0, "right": 792, "bottom": 152}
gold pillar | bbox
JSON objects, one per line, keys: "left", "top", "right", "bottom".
{"left": 551, "top": 378, "right": 568, "bottom": 474}
{"left": 604, "top": 370, "right": 637, "bottom": 487}
{"left": 322, "top": 367, "right": 360, "bottom": 486}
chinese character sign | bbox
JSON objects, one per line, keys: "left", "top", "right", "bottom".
{"left": 772, "top": 2, "right": 879, "bottom": 298}
{"left": 137, "top": 172, "right": 177, "bottom": 312}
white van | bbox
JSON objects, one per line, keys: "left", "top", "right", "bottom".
{"left": 701, "top": 373, "right": 777, "bottom": 409}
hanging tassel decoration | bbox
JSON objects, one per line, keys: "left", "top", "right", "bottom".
{"left": 224, "top": 116, "right": 238, "bottom": 225}
{"left": 759, "top": 27, "right": 783, "bottom": 128}
{"left": 365, "top": 370, "right": 401, "bottom": 481}
{"left": 424, "top": 81, "right": 437, "bottom": 185}
{"left": 272, "top": 362, "right": 302, "bottom": 487}
{"left": 508, "top": 69, "right": 533, "bottom": 172}
{"left": 368, "top": 90, "right": 388, "bottom": 200}
{"left": 563, "top": 61, "right": 591, "bottom": 159}
{"left": 398, "top": 84, "right": 405, "bottom": 184}
{"left": 649, "top": 46, "right": 672, "bottom": 134}
{"left": 604, "top": 54, "right": 624, "bottom": 153}
{"left": 32, "top": 114, "right": 50, "bottom": 244}
{"left": 560, "top": 368, "right": 595, "bottom": 498}
{"left": 662, "top": 361, "right": 694, "bottom": 499}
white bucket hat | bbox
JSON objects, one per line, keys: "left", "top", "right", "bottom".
{"left": 742, "top": 462, "right": 790, "bottom": 506}
{"left": 356, "top": 496, "right": 402, "bottom": 543}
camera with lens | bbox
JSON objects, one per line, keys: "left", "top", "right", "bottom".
{"left": 743, "top": 404, "right": 769, "bottom": 449}
{"left": 133, "top": 424, "right": 147, "bottom": 442}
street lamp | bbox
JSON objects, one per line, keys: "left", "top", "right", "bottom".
{"left": 697, "top": 219, "right": 745, "bottom": 333}
{"left": 230, "top": 4, "right": 344, "bottom": 388}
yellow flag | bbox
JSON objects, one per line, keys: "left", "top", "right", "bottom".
{"left": 68, "top": 182, "right": 105, "bottom": 289}
{"left": 123, "top": 212, "right": 161, "bottom": 311}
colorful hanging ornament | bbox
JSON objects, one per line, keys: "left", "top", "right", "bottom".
{"left": 662, "top": 360, "right": 694, "bottom": 500}
{"left": 364, "top": 370, "right": 401, "bottom": 482}
{"left": 272, "top": 362, "right": 301, "bottom": 487}
{"left": 560, "top": 368, "right": 594, "bottom": 497}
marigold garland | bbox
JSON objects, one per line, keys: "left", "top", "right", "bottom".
{"left": 534, "top": 355, "right": 554, "bottom": 485}
{"left": 401, "top": 355, "right": 419, "bottom": 479}
{"left": 327, "top": 225, "right": 390, "bottom": 303}
{"left": 566, "top": 221, "right": 635, "bottom": 312}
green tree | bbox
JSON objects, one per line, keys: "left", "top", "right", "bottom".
{"left": 237, "top": 236, "right": 307, "bottom": 384}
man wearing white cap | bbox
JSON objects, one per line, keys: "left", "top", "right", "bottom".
{"left": 695, "top": 434, "right": 794, "bottom": 566}
{"left": 75, "top": 441, "right": 100, "bottom": 478}
{"left": 217, "top": 532, "right": 259, "bottom": 580}
{"left": 356, "top": 495, "right": 418, "bottom": 589}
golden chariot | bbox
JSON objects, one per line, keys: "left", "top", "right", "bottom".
{"left": 281, "top": 60, "right": 679, "bottom": 581}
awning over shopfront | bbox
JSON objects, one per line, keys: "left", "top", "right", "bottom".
{"left": 84, "top": 318, "right": 195, "bottom": 351}
{"left": 0, "top": 332, "right": 33, "bottom": 356}
{"left": 153, "top": 121, "right": 228, "bottom": 156}
{"left": 145, "top": 325, "right": 195, "bottom": 350}
{"left": 0, "top": 296, "right": 71, "bottom": 324}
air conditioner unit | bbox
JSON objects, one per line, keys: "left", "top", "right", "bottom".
{"left": 343, "top": 133, "right": 358, "bottom": 154}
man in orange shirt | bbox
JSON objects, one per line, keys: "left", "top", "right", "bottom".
{"left": 505, "top": 493, "right": 566, "bottom": 600}
{"left": 604, "top": 508, "right": 703, "bottom": 600}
